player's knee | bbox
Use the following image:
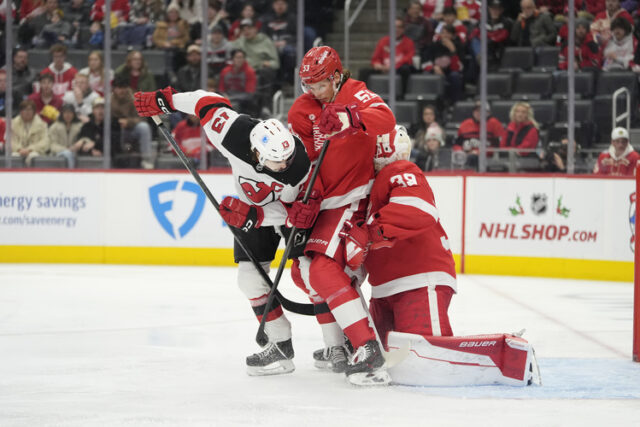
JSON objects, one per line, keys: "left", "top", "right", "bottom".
{"left": 237, "top": 261, "right": 271, "bottom": 299}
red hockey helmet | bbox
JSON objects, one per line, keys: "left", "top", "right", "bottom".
{"left": 299, "top": 46, "right": 343, "bottom": 86}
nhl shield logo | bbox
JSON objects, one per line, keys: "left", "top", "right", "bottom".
{"left": 531, "top": 194, "right": 547, "bottom": 216}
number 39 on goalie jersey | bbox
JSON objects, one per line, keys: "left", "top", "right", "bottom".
{"left": 364, "top": 160, "right": 457, "bottom": 298}
{"left": 171, "top": 90, "right": 311, "bottom": 226}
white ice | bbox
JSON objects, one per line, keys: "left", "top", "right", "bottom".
{"left": 1, "top": 264, "right": 639, "bottom": 427}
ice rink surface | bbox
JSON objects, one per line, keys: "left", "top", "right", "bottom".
{"left": 1, "top": 264, "right": 639, "bottom": 427}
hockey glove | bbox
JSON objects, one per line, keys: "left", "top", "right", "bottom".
{"left": 318, "top": 103, "right": 363, "bottom": 139}
{"left": 339, "top": 220, "right": 370, "bottom": 270}
{"left": 134, "top": 86, "right": 177, "bottom": 117}
{"left": 219, "top": 196, "right": 264, "bottom": 232}
{"left": 286, "top": 190, "right": 322, "bottom": 229}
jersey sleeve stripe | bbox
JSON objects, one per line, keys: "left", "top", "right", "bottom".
{"left": 388, "top": 196, "right": 439, "bottom": 221}
{"left": 195, "top": 95, "right": 232, "bottom": 122}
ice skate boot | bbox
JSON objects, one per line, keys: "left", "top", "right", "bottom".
{"left": 246, "top": 339, "right": 295, "bottom": 376}
{"left": 345, "top": 340, "right": 391, "bottom": 386}
{"left": 313, "top": 345, "right": 348, "bottom": 373}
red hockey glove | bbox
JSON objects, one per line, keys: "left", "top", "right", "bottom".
{"left": 368, "top": 220, "right": 396, "bottom": 251}
{"left": 286, "top": 190, "right": 322, "bottom": 229}
{"left": 134, "top": 87, "right": 177, "bottom": 117}
{"left": 219, "top": 196, "right": 264, "bottom": 232}
{"left": 318, "top": 103, "right": 363, "bottom": 138}
{"left": 339, "top": 220, "right": 370, "bottom": 270}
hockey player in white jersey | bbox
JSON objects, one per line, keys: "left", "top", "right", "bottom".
{"left": 134, "top": 87, "right": 316, "bottom": 376}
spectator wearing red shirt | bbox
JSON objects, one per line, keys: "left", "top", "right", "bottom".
{"left": 591, "top": 0, "right": 634, "bottom": 46}
{"left": 422, "top": 0, "right": 453, "bottom": 20}
{"left": 576, "top": 0, "right": 606, "bottom": 16}
{"left": 456, "top": 101, "right": 504, "bottom": 153}
{"left": 470, "top": 0, "right": 512, "bottom": 71}
{"left": 594, "top": 127, "right": 640, "bottom": 175}
{"left": 536, "top": 0, "right": 566, "bottom": 17}
{"left": 421, "top": 24, "right": 463, "bottom": 102}
{"left": 228, "top": 3, "right": 261, "bottom": 41}
{"left": 501, "top": 101, "right": 540, "bottom": 156}
{"left": 28, "top": 73, "right": 63, "bottom": 124}
{"left": 404, "top": 0, "right": 434, "bottom": 51}
{"left": 39, "top": 44, "right": 78, "bottom": 97}
{"left": 219, "top": 49, "right": 258, "bottom": 116}
{"left": 359, "top": 18, "right": 415, "bottom": 97}
{"left": 170, "top": 114, "right": 211, "bottom": 159}
{"left": 90, "top": 0, "right": 129, "bottom": 24}
{"left": 559, "top": 19, "right": 602, "bottom": 70}
{"left": 434, "top": 6, "right": 468, "bottom": 45}
{"left": 455, "top": 0, "right": 481, "bottom": 24}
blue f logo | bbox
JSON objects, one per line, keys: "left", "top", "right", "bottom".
{"left": 149, "top": 180, "right": 205, "bottom": 239}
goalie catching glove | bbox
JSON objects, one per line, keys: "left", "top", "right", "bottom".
{"left": 286, "top": 190, "right": 321, "bottom": 229}
{"left": 318, "top": 103, "right": 363, "bottom": 139}
{"left": 134, "top": 87, "right": 177, "bottom": 117}
{"left": 339, "top": 219, "right": 395, "bottom": 270}
{"left": 219, "top": 197, "right": 264, "bottom": 232}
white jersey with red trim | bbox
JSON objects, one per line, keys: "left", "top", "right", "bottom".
{"left": 287, "top": 79, "right": 396, "bottom": 210}
{"left": 364, "top": 160, "right": 457, "bottom": 298}
{"left": 172, "top": 90, "right": 311, "bottom": 226}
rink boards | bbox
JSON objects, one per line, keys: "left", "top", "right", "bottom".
{"left": 0, "top": 170, "right": 634, "bottom": 281}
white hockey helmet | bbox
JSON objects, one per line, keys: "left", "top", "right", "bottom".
{"left": 374, "top": 125, "right": 411, "bottom": 172}
{"left": 250, "top": 118, "right": 296, "bottom": 170}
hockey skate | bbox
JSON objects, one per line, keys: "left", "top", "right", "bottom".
{"left": 345, "top": 340, "right": 391, "bottom": 386}
{"left": 246, "top": 339, "right": 295, "bottom": 376}
{"left": 313, "top": 345, "right": 349, "bottom": 373}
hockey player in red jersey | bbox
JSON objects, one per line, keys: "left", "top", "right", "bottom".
{"left": 133, "top": 87, "right": 314, "bottom": 376}
{"left": 288, "top": 46, "right": 396, "bottom": 385}
{"left": 341, "top": 128, "right": 540, "bottom": 387}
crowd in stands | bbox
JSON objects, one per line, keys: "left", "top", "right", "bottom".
{"left": 0, "top": 0, "right": 639, "bottom": 176}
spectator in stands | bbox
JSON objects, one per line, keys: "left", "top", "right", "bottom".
{"left": 61, "top": 0, "right": 90, "bottom": 27}
{"left": 79, "top": 51, "right": 113, "bottom": 97}
{"left": 594, "top": 127, "right": 640, "bottom": 175}
{"left": 558, "top": 18, "right": 602, "bottom": 70}
{"left": 421, "top": 24, "right": 463, "bottom": 103}
{"left": 168, "top": 0, "right": 202, "bottom": 30}
{"left": 409, "top": 105, "right": 443, "bottom": 145}
{"left": 40, "top": 44, "right": 78, "bottom": 97}
{"left": 48, "top": 103, "right": 82, "bottom": 168}
{"left": 114, "top": 50, "right": 156, "bottom": 92}
{"left": 37, "top": 9, "right": 72, "bottom": 48}
{"left": 360, "top": 18, "right": 415, "bottom": 97}
{"left": 421, "top": 0, "right": 447, "bottom": 21}
{"left": 86, "top": 22, "right": 104, "bottom": 50}
{"left": 208, "top": 25, "right": 232, "bottom": 77}
{"left": 232, "top": 18, "right": 279, "bottom": 115}
{"left": 11, "top": 99, "right": 49, "bottom": 166}
{"left": 261, "top": 0, "right": 297, "bottom": 84}
{"left": 435, "top": 6, "right": 468, "bottom": 46}
{"left": 111, "top": 75, "right": 154, "bottom": 169}
{"left": 511, "top": 0, "right": 557, "bottom": 47}
{"left": 62, "top": 72, "right": 99, "bottom": 123}
{"left": 171, "top": 114, "right": 210, "bottom": 159}
{"left": 501, "top": 101, "right": 540, "bottom": 156}
{"left": 76, "top": 97, "right": 111, "bottom": 158}
{"left": 404, "top": 0, "right": 434, "bottom": 52}
{"left": 455, "top": 100, "right": 504, "bottom": 168}
{"left": 28, "top": 73, "right": 63, "bottom": 124}
{"left": 541, "top": 137, "right": 585, "bottom": 172}
{"left": 17, "top": 0, "right": 58, "bottom": 47}
{"left": 176, "top": 45, "right": 203, "bottom": 93}
{"left": 119, "top": 0, "right": 165, "bottom": 49}
{"left": 535, "top": 0, "right": 566, "bottom": 17}
{"left": 602, "top": 16, "right": 639, "bottom": 71}
{"left": 0, "top": 69, "right": 22, "bottom": 118}
{"left": 90, "top": 0, "right": 130, "bottom": 26}
{"left": 228, "top": 3, "right": 260, "bottom": 41}
{"left": 203, "top": 1, "right": 230, "bottom": 42}
{"left": 4, "top": 48, "right": 36, "bottom": 102}
{"left": 470, "top": 0, "right": 512, "bottom": 71}
{"left": 219, "top": 49, "right": 258, "bottom": 116}
{"left": 591, "top": 0, "right": 633, "bottom": 46}
{"left": 412, "top": 130, "right": 451, "bottom": 171}
{"left": 153, "top": 3, "right": 190, "bottom": 71}
{"left": 456, "top": 0, "right": 481, "bottom": 24}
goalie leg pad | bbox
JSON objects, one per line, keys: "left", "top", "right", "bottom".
{"left": 387, "top": 332, "right": 541, "bottom": 387}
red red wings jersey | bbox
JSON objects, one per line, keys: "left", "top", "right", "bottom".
{"left": 364, "top": 160, "right": 456, "bottom": 298}
{"left": 287, "top": 78, "right": 396, "bottom": 209}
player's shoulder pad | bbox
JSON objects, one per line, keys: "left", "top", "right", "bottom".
{"left": 378, "top": 160, "right": 426, "bottom": 184}
{"left": 221, "top": 114, "right": 259, "bottom": 162}
{"left": 288, "top": 94, "right": 317, "bottom": 117}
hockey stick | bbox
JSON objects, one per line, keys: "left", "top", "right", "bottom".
{"left": 255, "top": 139, "right": 331, "bottom": 346}
{"left": 354, "top": 282, "right": 410, "bottom": 368}
{"left": 151, "top": 115, "right": 314, "bottom": 316}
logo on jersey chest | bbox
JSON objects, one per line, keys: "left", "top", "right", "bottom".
{"left": 239, "top": 176, "right": 284, "bottom": 205}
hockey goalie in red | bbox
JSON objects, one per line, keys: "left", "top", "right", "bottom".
{"left": 340, "top": 128, "right": 541, "bottom": 386}
{"left": 288, "top": 46, "right": 397, "bottom": 385}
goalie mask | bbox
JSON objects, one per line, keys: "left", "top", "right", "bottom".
{"left": 250, "top": 119, "right": 296, "bottom": 172}
{"left": 374, "top": 125, "right": 411, "bottom": 172}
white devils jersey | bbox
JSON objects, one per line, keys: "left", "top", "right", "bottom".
{"left": 172, "top": 90, "right": 311, "bottom": 226}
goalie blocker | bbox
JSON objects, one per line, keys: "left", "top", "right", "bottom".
{"left": 387, "top": 332, "right": 541, "bottom": 387}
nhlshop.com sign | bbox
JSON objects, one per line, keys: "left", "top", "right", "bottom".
{"left": 465, "top": 176, "right": 634, "bottom": 262}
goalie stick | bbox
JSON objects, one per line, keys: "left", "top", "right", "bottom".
{"left": 255, "top": 139, "right": 331, "bottom": 347}
{"left": 151, "top": 115, "right": 314, "bottom": 316}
